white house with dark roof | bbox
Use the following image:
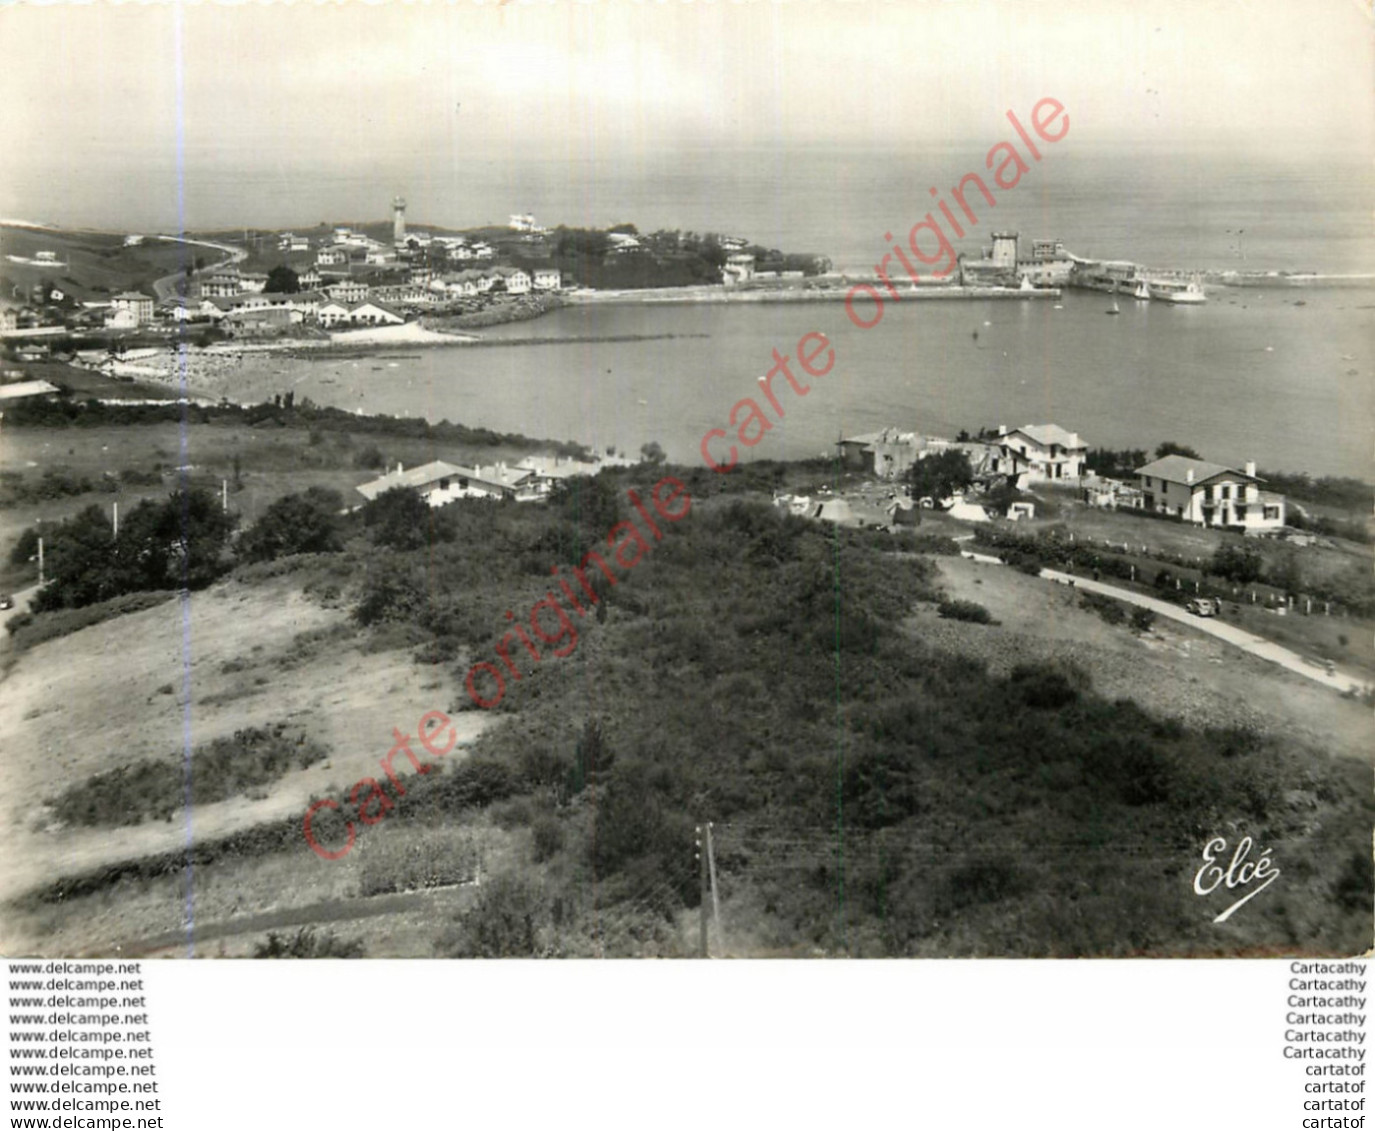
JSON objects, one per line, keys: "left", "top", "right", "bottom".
{"left": 1137, "top": 455, "right": 1285, "bottom": 531}
{"left": 995, "top": 423, "right": 1087, "bottom": 483}
{"left": 493, "top": 266, "right": 532, "bottom": 294}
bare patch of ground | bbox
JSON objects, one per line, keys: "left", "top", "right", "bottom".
{"left": 0, "top": 574, "right": 490, "bottom": 951}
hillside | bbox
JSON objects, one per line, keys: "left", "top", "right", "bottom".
{"left": 1, "top": 459, "right": 1369, "bottom": 959}
{"left": 0, "top": 224, "right": 211, "bottom": 300}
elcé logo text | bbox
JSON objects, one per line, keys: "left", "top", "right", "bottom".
{"left": 1193, "top": 835, "right": 1281, "bottom": 923}
{"left": 698, "top": 97, "right": 1069, "bottom": 473}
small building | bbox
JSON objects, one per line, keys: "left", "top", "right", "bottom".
{"left": 1136, "top": 455, "right": 1285, "bottom": 531}
{"left": 317, "top": 247, "right": 349, "bottom": 267}
{"left": 325, "top": 279, "right": 370, "bottom": 305}
{"left": 836, "top": 429, "right": 950, "bottom": 480}
{"left": 104, "top": 307, "right": 139, "bottom": 330}
{"left": 317, "top": 300, "right": 352, "bottom": 328}
{"left": 158, "top": 298, "right": 196, "bottom": 323}
{"left": 357, "top": 461, "right": 467, "bottom": 507}
{"left": 357, "top": 460, "right": 534, "bottom": 507}
{"left": 995, "top": 424, "right": 1087, "bottom": 483}
{"left": 531, "top": 266, "right": 562, "bottom": 291}
{"left": 512, "top": 454, "right": 600, "bottom": 498}
{"left": 198, "top": 268, "right": 246, "bottom": 298}
{"left": 492, "top": 266, "right": 531, "bottom": 294}
{"left": 722, "top": 253, "right": 757, "bottom": 285}
{"left": 343, "top": 300, "right": 404, "bottom": 327}
{"left": 0, "top": 378, "right": 60, "bottom": 404}
{"left": 109, "top": 291, "right": 154, "bottom": 325}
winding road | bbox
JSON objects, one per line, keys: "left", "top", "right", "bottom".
{"left": 149, "top": 234, "right": 245, "bottom": 301}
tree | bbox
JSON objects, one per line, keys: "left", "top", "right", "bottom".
{"left": 1155, "top": 441, "right": 1201, "bottom": 460}
{"left": 905, "top": 450, "right": 974, "bottom": 503}
{"left": 361, "top": 486, "right": 453, "bottom": 551}
{"left": 548, "top": 474, "right": 621, "bottom": 535}
{"left": 443, "top": 874, "right": 545, "bottom": 958}
{"left": 639, "top": 440, "right": 666, "bottom": 465}
{"left": 264, "top": 265, "right": 300, "bottom": 294}
{"left": 33, "top": 506, "right": 117, "bottom": 610}
{"left": 239, "top": 487, "right": 345, "bottom": 563}
{"left": 1209, "top": 542, "right": 1263, "bottom": 584}
{"left": 156, "top": 488, "right": 238, "bottom": 590}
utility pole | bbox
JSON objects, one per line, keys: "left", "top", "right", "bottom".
{"left": 696, "top": 825, "right": 708, "bottom": 958}
{"left": 37, "top": 535, "right": 44, "bottom": 587}
{"left": 706, "top": 822, "right": 722, "bottom": 956}
{"left": 112, "top": 501, "right": 119, "bottom": 539}
{"left": 221, "top": 479, "right": 228, "bottom": 512}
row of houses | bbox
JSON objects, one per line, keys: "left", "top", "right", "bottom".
{"left": 837, "top": 422, "right": 1286, "bottom": 532}
{"left": 356, "top": 453, "right": 635, "bottom": 507}
{"left": 430, "top": 264, "right": 561, "bottom": 297}
{"left": 195, "top": 260, "right": 560, "bottom": 304}
{"left": 179, "top": 290, "right": 406, "bottom": 328}
{"left": 838, "top": 423, "right": 1089, "bottom": 485}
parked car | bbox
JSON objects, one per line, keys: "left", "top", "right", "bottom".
{"left": 0, "top": 594, "right": 13, "bottom": 611}
{"left": 1185, "top": 597, "right": 1220, "bottom": 617}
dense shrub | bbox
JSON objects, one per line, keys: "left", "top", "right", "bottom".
{"left": 7, "top": 591, "right": 175, "bottom": 649}
{"left": 46, "top": 723, "right": 328, "bottom": 828}
{"left": 361, "top": 486, "right": 455, "bottom": 551}
{"left": 253, "top": 928, "right": 364, "bottom": 959}
{"left": 938, "top": 599, "right": 993, "bottom": 624}
{"left": 1078, "top": 590, "right": 1127, "bottom": 626}
{"left": 531, "top": 816, "right": 565, "bottom": 863}
{"left": 439, "top": 874, "right": 546, "bottom": 958}
{"left": 238, "top": 487, "right": 345, "bottom": 563}
{"left": 1210, "top": 543, "right": 1264, "bottom": 584}
{"left": 1008, "top": 663, "right": 1087, "bottom": 710}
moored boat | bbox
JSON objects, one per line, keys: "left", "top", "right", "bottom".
{"left": 1148, "top": 277, "right": 1207, "bottom": 304}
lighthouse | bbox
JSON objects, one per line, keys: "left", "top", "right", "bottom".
{"left": 392, "top": 196, "right": 407, "bottom": 244}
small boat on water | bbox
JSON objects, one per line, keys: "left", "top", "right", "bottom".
{"left": 1133, "top": 280, "right": 1151, "bottom": 301}
{"left": 1148, "top": 277, "right": 1207, "bottom": 304}
{"left": 1106, "top": 300, "right": 1120, "bottom": 315}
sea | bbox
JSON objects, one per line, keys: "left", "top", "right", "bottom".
{"left": 250, "top": 147, "right": 1375, "bottom": 479}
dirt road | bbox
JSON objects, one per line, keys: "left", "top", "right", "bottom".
{"left": 1036, "top": 566, "right": 1371, "bottom": 695}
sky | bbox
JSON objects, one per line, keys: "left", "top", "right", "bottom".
{"left": 0, "top": 0, "right": 1372, "bottom": 232}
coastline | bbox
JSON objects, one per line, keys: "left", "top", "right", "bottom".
{"left": 565, "top": 282, "right": 1062, "bottom": 305}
